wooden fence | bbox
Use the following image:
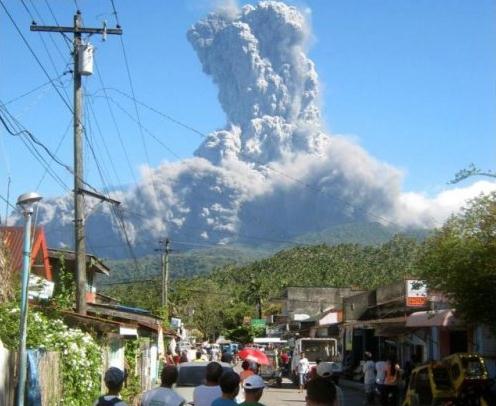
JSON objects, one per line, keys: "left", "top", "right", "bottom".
{"left": 0, "top": 343, "right": 61, "bottom": 406}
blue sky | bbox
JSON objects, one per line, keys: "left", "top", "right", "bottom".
{"left": 0, "top": 0, "right": 495, "bottom": 210}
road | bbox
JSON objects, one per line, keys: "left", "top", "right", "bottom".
{"left": 258, "top": 379, "right": 364, "bottom": 405}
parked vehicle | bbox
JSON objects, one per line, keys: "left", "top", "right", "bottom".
{"left": 442, "top": 353, "right": 490, "bottom": 406}
{"left": 290, "top": 338, "right": 340, "bottom": 383}
{"left": 174, "top": 361, "right": 233, "bottom": 405}
{"left": 259, "top": 349, "right": 283, "bottom": 387}
{"left": 403, "top": 362, "right": 456, "bottom": 406}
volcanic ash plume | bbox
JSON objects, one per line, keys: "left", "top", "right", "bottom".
{"left": 25, "top": 1, "right": 477, "bottom": 256}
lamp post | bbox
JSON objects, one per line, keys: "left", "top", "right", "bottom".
{"left": 15, "top": 192, "right": 42, "bottom": 406}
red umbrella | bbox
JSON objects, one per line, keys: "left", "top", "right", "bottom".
{"left": 238, "top": 348, "right": 270, "bottom": 365}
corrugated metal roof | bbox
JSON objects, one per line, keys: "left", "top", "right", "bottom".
{"left": 47, "top": 248, "right": 110, "bottom": 275}
{"left": 0, "top": 226, "right": 51, "bottom": 279}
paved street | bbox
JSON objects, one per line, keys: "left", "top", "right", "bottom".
{"left": 259, "top": 379, "right": 364, "bottom": 405}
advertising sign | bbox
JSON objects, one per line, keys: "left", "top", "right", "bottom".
{"left": 251, "top": 319, "right": 266, "bottom": 328}
{"left": 406, "top": 280, "right": 428, "bottom": 307}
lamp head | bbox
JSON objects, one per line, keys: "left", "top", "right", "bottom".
{"left": 16, "top": 192, "right": 43, "bottom": 213}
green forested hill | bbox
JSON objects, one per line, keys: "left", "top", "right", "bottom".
{"left": 103, "top": 234, "right": 421, "bottom": 337}
{"left": 97, "top": 245, "right": 270, "bottom": 285}
{"left": 98, "top": 222, "right": 429, "bottom": 285}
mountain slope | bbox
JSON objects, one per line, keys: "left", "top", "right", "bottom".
{"left": 97, "top": 222, "right": 430, "bottom": 285}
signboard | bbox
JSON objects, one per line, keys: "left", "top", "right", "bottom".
{"left": 406, "top": 280, "right": 428, "bottom": 307}
{"left": 293, "top": 314, "right": 310, "bottom": 321}
{"left": 319, "top": 311, "right": 342, "bottom": 326}
{"left": 251, "top": 319, "right": 266, "bottom": 328}
{"left": 170, "top": 318, "right": 182, "bottom": 329}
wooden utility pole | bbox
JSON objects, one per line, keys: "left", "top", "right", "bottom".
{"left": 31, "top": 12, "right": 122, "bottom": 314}
{"left": 156, "top": 238, "right": 171, "bottom": 307}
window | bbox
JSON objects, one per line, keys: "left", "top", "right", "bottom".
{"left": 451, "top": 363, "right": 460, "bottom": 380}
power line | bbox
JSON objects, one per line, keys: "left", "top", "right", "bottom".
{"left": 3, "top": 72, "right": 70, "bottom": 106}
{"left": 0, "top": 106, "right": 70, "bottom": 191}
{"left": 92, "top": 94, "right": 182, "bottom": 160}
{"left": 0, "top": 0, "right": 73, "bottom": 113}
{"left": 85, "top": 93, "right": 123, "bottom": 188}
{"left": 36, "top": 118, "right": 72, "bottom": 190}
{"left": 82, "top": 96, "right": 142, "bottom": 276}
{"left": 94, "top": 63, "right": 137, "bottom": 183}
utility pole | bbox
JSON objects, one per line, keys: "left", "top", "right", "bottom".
{"left": 156, "top": 238, "right": 171, "bottom": 307}
{"left": 31, "top": 13, "right": 122, "bottom": 315}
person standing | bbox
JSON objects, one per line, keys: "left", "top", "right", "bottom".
{"left": 383, "top": 356, "right": 400, "bottom": 405}
{"left": 140, "top": 364, "right": 186, "bottom": 406}
{"left": 362, "top": 352, "right": 376, "bottom": 404}
{"left": 193, "top": 362, "right": 223, "bottom": 406}
{"left": 240, "top": 374, "right": 266, "bottom": 406}
{"left": 297, "top": 352, "right": 310, "bottom": 393}
{"left": 375, "top": 356, "right": 387, "bottom": 404}
{"left": 94, "top": 367, "right": 127, "bottom": 406}
{"left": 239, "top": 360, "right": 255, "bottom": 382}
{"left": 212, "top": 371, "right": 240, "bottom": 406}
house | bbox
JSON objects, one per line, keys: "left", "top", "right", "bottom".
{"left": 0, "top": 226, "right": 53, "bottom": 300}
{"left": 47, "top": 248, "right": 110, "bottom": 303}
{"left": 1, "top": 226, "right": 52, "bottom": 280}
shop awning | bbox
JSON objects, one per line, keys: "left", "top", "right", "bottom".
{"left": 406, "top": 309, "right": 457, "bottom": 328}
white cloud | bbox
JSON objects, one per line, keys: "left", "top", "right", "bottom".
{"left": 398, "top": 180, "right": 496, "bottom": 227}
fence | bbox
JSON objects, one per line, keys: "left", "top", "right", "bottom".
{"left": 0, "top": 343, "right": 61, "bottom": 406}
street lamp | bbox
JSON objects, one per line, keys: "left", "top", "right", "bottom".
{"left": 15, "top": 192, "right": 42, "bottom": 406}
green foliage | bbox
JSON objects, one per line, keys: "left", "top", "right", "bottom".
{"left": 120, "top": 339, "right": 141, "bottom": 404}
{"left": 0, "top": 302, "right": 101, "bottom": 405}
{"left": 418, "top": 192, "right": 496, "bottom": 332}
{"left": 50, "top": 254, "right": 75, "bottom": 310}
{"left": 104, "top": 233, "right": 421, "bottom": 339}
{"left": 226, "top": 325, "right": 265, "bottom": 344}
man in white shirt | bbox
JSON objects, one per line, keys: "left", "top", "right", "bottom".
{"left": 362, "top": 352, "right": 376, "bottom": 404}
{"left": 193, "top": 362, "right": 223, "bottom": 406}
{"left": 141, "top": 364, "right": 186, "bottom": 406}
{"left": 297, "top": 352, "right": 310, "bottom": 393}
{"left": 375, "top": 357, "right": 387, "bottom": 404}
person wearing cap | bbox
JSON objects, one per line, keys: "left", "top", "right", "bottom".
{"left": 94, "top": 367, "right": 127, "bottom": 406}
{"left": 239, "top": 374, "right": 266, "bottom": 406}
{"left": 316, "top": 362, "right": 344, "bottom": 406}
{"left": 140, "top": 364, "right": 186, "bottom": 406}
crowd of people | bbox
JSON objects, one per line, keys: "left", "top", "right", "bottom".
{"left": 361, "top": 352, "right": 403, "bottom": 406}
{"left": 94, "top": 354, "right": 341, "bottom": 406}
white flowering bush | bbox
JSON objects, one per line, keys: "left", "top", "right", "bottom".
{"left": 0, "top": 303, "right": 101, "bottom": 405}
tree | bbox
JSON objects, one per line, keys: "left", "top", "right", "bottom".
{"left": 418, "top": 192, "right": 496, "bottom": 332}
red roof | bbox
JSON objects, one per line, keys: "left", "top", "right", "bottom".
{"left": 0, "top": 226, "right": 52, "bottom": 281}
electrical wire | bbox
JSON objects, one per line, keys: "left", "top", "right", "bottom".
{"left": 3, "top": 72, "right": 70, "bottom": 106}
{"left": 0, "top": 0, "right": 73, "bottom": 113}
{"left": 96, "top": 94, "right": 182, "bottom": 160}
{"left": 94, "top": 63, "right": 137, "bottom": 183}
{"left": 36, "top": 118, "right": 72, "bottom": 190}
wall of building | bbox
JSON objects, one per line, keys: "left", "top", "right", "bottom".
{"left": 283, "top": 287, "right": 364, "bottom": 319}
